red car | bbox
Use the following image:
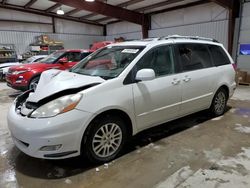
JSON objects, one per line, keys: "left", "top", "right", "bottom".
{"left": 6, "top": 49, "right": 93, "bottom": 91}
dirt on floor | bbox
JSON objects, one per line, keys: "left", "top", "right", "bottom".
{"left": 0, "top": 83, "right": 250, "bottom": 188}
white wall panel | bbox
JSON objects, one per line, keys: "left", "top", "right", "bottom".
{"left": 107, "top": 21, "right": 141, "bottom": 35}
{"left": 0, "top": 8, "right": 52, "bottom": 23}
{"left": 241, "top": 17, "right": 250, "bottom": 31}
{"left": 0, "top": 31, "right": 104, "bottom": 55}
{"left": 106, "top": 31, "right": 142, "bottom": 41}
{"left": 239, "top": 30, "right": 250, "bottom": 43}
{"left": 55, "top": 19, "right": 103, "bottom": 35}
{"left": 0, "top": 22, "right": 53, "bottom": 32}
{"left": 106, "top": 21, "right": 142, "bottom": 40}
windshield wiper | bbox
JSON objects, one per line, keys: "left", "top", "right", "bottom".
{"left": 99, "top": 75, "right": 114, "bottom": 80}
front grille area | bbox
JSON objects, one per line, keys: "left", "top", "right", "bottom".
{"left": 13, "top": 136, "right": 29, "bottom": 148}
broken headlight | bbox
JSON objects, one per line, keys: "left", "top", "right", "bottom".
{"left": 30, "top": 93, "right": 82, "bottom": 118}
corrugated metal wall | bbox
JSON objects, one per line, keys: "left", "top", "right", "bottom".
{"left": 0, "top": 31, "right": 105, "bottom": 55}
{"left": 149, "top": 20, "right": 229, "bottom": 49}
{"left": 106, "top": 2, "right": 229, "bottom": 49}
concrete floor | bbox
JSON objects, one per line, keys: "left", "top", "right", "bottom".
{"left": 0, "top": 82, "right": 250, "bottom": 188}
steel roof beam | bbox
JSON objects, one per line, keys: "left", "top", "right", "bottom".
{"left": 24, "top": 0, "right": 37, "bottom": 8}
{"left": 209, "top": 0, "right": 234, "bottom": 9}
{"left": 2, "top": 0, "right": 7, "bottom": 5}
{"left": 45, "top": 3, "right": 61, "bottom": 12}
{"left": 51, "top": 0, "right": 145, "bottom": 25}
{"left": 81, "top": 0, "right": 145, "bottom": 20}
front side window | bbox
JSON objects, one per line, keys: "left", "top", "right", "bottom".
{"left": 21, "top": 57, "right": 35, "bottom": 64}
{"left": 34, "top": 57, "right": 44, "bottom": 62}
{"left": 208, "top": 45, "right": 231, "bottom": 66}
{"left": 65, "top": 52, "right": 82, "bottom": 62}
{"left": 71, "top": 46, "right": 145, "bottom": 79}
{"left": 134, "top": 45, "right": 175, "bottom": 77}
{"left": 40, "top": 51, "right": 65, "bottom": 64}
{"left": 176, "top": 43, "right": 213, "bottom": 72}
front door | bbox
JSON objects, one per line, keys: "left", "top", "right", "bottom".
{"left": 132, "top": 45, "right": 182, "bottom": 131}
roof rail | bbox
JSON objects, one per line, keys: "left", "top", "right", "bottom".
{"left": 158, "top": 35, "right": 219, "bottom": 43}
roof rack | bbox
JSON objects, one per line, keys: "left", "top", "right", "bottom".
{"left": 158, "top": 35, "right": 219, "bottom": 43}
{"left": 140, "top": 38, "right": 159, "bottom": 42}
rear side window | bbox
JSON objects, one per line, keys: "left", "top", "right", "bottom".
{"left": 208, "top": 45, "right": 231, "bottom": 66}
{"left": 176, "top": 43, "right": 213, "bottom": 72}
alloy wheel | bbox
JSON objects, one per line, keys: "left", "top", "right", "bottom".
{"left": 92, "top": 123, "right": 122, "bottom": 158}
{"left": 214, "top": 91, "right": 226, "bottom": 115}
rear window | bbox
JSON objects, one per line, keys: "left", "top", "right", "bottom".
{"left": 208, "top": 45, "right": 231, "bottom": 66}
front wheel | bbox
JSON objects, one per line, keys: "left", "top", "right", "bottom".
{"left": 210, "top": 88, "right": 228, "bottom": 116}
{"left": 83, "top": 115, "right": 127, "bottom": 163}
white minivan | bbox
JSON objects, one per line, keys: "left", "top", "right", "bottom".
{"left": 8, "top": 36, "right": 236, "bottom": 163}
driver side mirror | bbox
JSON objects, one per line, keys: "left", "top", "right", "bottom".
{"left": 58, "top": 57, "right": 68, "bottom": 64}
{"left": 135, "top": 69, "right": 155, "bottom": 82}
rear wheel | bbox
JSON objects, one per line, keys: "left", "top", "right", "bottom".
{"left": 210, "top": 88, "right": 228, "bottom": 116}
{"left": 29, "top": 76, "right": 40, "bottom": 91}
{"left": 83, "top": 115, "right": 127, "bottom": 163}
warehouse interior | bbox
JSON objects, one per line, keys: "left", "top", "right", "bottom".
{"left": 1, "top": 0, "right": 250, "bottom": 187}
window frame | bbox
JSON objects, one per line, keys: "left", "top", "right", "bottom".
{"left": 123, "top": 44, "right": 177, "bottom": 85}
{"left": 207, "top": 44, "right": 231, "bottom": 67}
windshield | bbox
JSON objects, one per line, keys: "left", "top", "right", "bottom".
{"left": 71, "top": 46, "right": 145, "bottom": 79}
{"left": 40, "top": 51, "right": 64, "bottom": 64}
{"left": 21, "top": 57, "right": 35, "bottom": 64}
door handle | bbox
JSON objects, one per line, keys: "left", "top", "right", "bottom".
{"left": 183, "top": 76, "right": 191, "bottom": 82}
{"left": 172, "top": 78, "right": 181, "bottom": 85}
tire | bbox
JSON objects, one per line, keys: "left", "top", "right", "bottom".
{"left": 82, "top": 115, "right": 127, "bottom": 163}
{"left": 29, "top": 76, "right": 40, "bottom": 91}
{"left": 210, "top": 88, "right": 228, "bottom": 117}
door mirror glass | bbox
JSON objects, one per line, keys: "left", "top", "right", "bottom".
{"left": 58, "top": 57, "right": 68, "bottom": 64}
{"left": 135, "top": 69, "right": 155, "bottom": 82}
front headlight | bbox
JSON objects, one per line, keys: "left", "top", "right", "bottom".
{"left": 12, "top": 70, "right": 29, "bottom": 75}
{"left": 30, "top": 93, "right": 82, "bottom": 118}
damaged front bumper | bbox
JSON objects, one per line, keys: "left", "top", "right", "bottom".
{"left": 7, "top": 93, "right": 94, "bottom": 159}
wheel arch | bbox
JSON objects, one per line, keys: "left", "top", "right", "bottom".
{"left": 28, "top": 73, "right": 41, "bottom": 84}
{"left": 216, "top": 85, "right": 229, "bottom": 99}
{"left": 80, "top": 109, "right": 134, "bottom": 152}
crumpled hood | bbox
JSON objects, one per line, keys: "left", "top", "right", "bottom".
{"left": 27, "top": 69, "right": 105, "bottom": 103}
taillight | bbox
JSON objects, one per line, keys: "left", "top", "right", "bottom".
{"left": 232, "top": 63, "right": 237, "bottom": 71}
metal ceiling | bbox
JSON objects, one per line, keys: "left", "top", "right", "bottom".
{"left": 0, "top": 0, "right": 224, "bottom": 26}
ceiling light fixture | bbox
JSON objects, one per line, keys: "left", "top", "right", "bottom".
{"left": 56, "top": 7, "right": 64, "bottom": 15}
{"left": 85, "top": 0, "right": 95, "bottom": 2}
